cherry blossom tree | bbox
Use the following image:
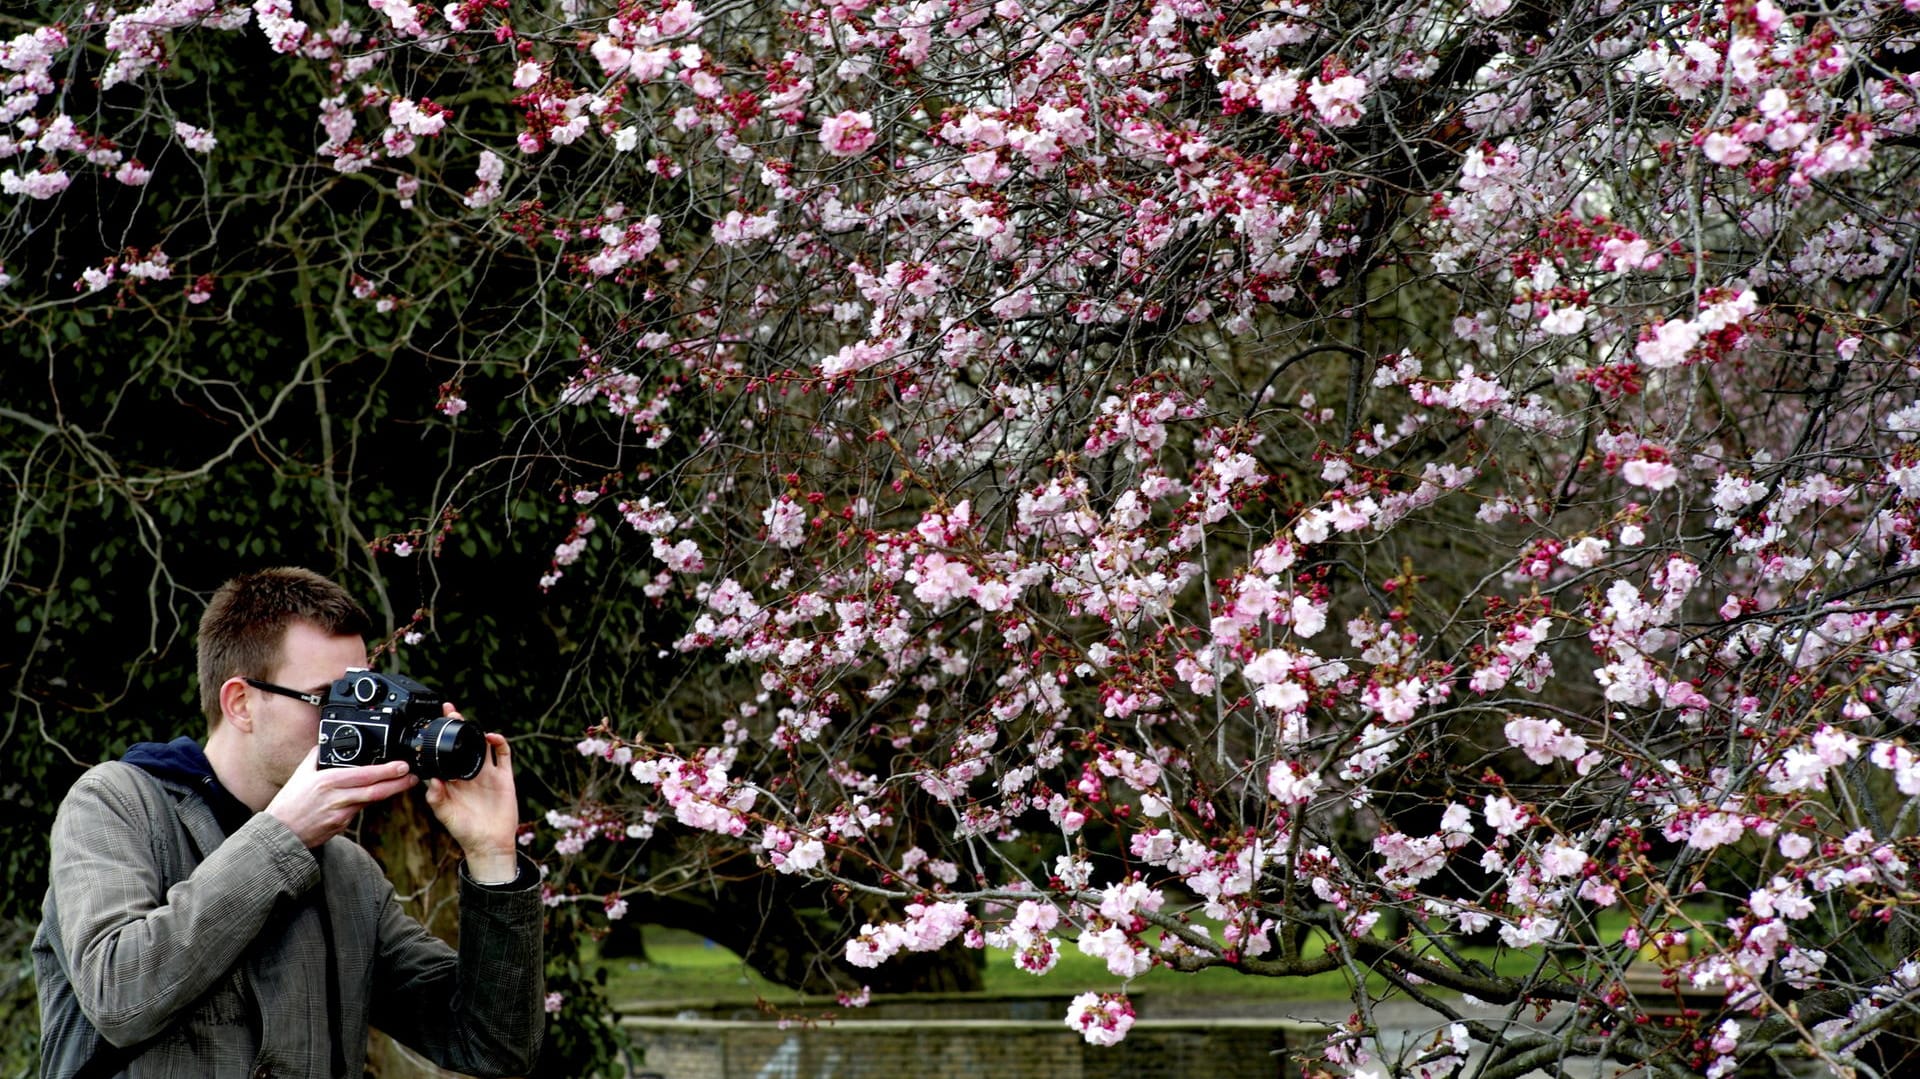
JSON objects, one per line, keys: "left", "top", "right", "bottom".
{"left": 8, "top": 0, "right": 1920, "bottom": 1075}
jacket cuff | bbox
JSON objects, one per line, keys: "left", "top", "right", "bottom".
{"left": 461, "top": 851, "right": 541, "bottom": 893}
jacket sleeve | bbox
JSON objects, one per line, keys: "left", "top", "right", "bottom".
{"left": 369, "top": 853, "right": 546, "bottom": 1076}
{"left": 49, "top": 765, "right": 320, "bottom": 1046}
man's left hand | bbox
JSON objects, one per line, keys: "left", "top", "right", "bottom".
{"left": 422, "top": 704, "right": 521, "bottom": 884}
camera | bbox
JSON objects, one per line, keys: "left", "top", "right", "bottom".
{"left": 318, "top": 668, "right": 487, "bottom": 781}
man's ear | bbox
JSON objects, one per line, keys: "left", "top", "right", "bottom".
{"left": 218, "top": 677, "right": 256, "bottom": 734}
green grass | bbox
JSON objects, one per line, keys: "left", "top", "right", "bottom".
{"left": 982, "top": 946, "right": 1361, "bottom": 1001}
{"left": 590, "top": 910, "right": 1701, "bottom": 1014}
{"left": 594, "top": 927, "right": 1398, "bottom": 1007}
{"left": 590, "top": 930, "right": 789, "bottom": 1004}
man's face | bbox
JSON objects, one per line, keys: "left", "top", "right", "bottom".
{"left": 252, "top": 620, "right": 368, "bottom": 788}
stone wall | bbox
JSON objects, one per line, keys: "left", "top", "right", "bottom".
{"left": 619, "top": 1014, "right": 1323, "bottom": 1079}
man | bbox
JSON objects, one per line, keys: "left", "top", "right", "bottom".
{"left": 34, "top": 567, "right": 545, "bottom": 1078}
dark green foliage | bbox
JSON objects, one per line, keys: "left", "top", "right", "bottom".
{"left": 0, "top": 7, "right": 649, "bottom": 1074}
{"left": 2, "top": 4, "right": 987, "bottom": 1072}
{"left": 538, "top": 904, "right": 639, "bottom": 1076}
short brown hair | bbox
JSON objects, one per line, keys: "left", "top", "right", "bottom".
{"left": 197, "top": 567, "right": 372, "bottom": 723}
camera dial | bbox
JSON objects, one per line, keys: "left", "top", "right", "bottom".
{"left": 322, "top": 724, "right": 365, "bottom": 764}
{"left": 352, "top": 674, "right": 382, "bottom": 704}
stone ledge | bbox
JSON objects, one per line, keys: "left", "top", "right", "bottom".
{"left": 621, "top": 1016, "right": 1332, "bottom": 1032}
{"left": 622, "top": 1013, "right": 1328, "bottom": 1029}
{"left": 617, "top": 1007, "right": 1331, "bottom": 1079}
{"left": 617, "top": 990, "right": 1095, "bottom": 1017}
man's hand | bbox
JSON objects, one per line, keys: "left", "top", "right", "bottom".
{"left": 423, "top": 705, "right": 521, "bottom": 884}
{"left": 267, "top": 747, "right": 417, "bottom": 848}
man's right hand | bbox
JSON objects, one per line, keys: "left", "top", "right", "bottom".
{"left": 266, "top": 747, "right": 418, "bottom": 848}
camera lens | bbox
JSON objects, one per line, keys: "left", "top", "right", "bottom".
{"left": 415, "top": 715, "right": 486, "bottom": 781}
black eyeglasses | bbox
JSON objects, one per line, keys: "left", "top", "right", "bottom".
{"left": 243, "top": 678, "right": 325, "bottom": 707}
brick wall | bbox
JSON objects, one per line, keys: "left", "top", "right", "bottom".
{"left": 619, "top": 1016, "right": 1323, "bottom": 1079}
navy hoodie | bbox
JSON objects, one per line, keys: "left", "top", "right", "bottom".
{"left": 120, "top": 736, "right": 255, "bottom": 835}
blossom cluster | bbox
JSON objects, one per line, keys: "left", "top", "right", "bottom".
{"left": 11, "top": 0, "right": 1920, "bottom": 1072}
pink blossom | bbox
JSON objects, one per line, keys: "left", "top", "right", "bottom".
{"left": 1306, "top": 74, "right": 1369, "bottom": 127}
{"left": 1484, "top": 795, "right": 1525, "bottom": 836}
{"left": 1499, "top": 914, "right": 1561, "bottom": 948}
{"left": 1077, "top": 924, "right": 1152, "bottom": 977}
{"left": 1701, "top": 131, "right": 1750, "bottom": 166}
{"left": 1064, "top": 992, "right": 1135, "bottom": 1047}
{"left": 1689, "top": 812, "right": 1746, "bottom": 850}
{"left": 1503, "top": 716, "right": 1588, "bottom": 765}
{"left": 1, "top": 168, "right": 70, "bottom": 199}
{"left": 763, "top": 496, "right": 806, "bottom": 548}
{"left": 961, "top": 148, "right": 1004, "bottom": 185}
{"left": 1811, "top": 725, "right": 1861, "bottom": 767}
{"left": 464, "top": 151, "right": 505, "bottom": 208}
{"left": 368, "top": 0, "right": 423, "bottom": 36}
{"left": 1539, "top": 306, "right": 1587, "bottom": 335}
{"left": 1559, "top": 536, "right": 1610, "bottom": 568}
{"left": 388, "top": 98, "right": 449, "bottom": 138}
{"left": 1374, "top": 832, "right": 1447, "bottom": 886}
{"left": 1265, "top": 760, "right": 1321, "bottom": 804}
{"left": 712, "top": 209, "right": 779, "bottom": 246}
{"left": 253, "top": 0, "right": 306, "bottom": 52}
{"left": 1539, "top": 842, "right": 1588, "bottom": 879}
{"left": 1254, "top": 71, "right": 1300, "bottom": 115}
{"left": 1621, "top": 455, "right": 1680, "bottom": 490}
{"left": 1870, "top": 743, "right": 1920, "bottom": 795}
{"left": 1598, "top": 235, "right": 1661, "bottom": 271}
{"left": 1098, "top": 880, "right": 1164, "bottom": 922}
{"left": 651, "top": 537, "right": 706, "bottom": 573}
{"left": 1444, "top": 365, "right": 1508, "bottom": 413}
{"left": 1635, "top": 320, "right": 1701, "bottom": 369}
{"left": 1579, "top": 877, "right": 1619, "bottom": 906}
{"left": 819, "top": 110, "right": 877, "bottom": 157}
{"left": 770, "top": 836, "right": 825, "bottom": 873}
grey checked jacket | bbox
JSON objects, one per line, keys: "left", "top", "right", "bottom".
{"left": 34, "top": 760, "right": 545, "bottom": 1079}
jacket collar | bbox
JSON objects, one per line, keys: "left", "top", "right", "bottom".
{"left": 122, "top": 736, "right": 255, "bottom": 836}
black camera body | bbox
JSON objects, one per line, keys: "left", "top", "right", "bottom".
{"left": 318, "top": 668, "right": 486, "bottom": 781}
